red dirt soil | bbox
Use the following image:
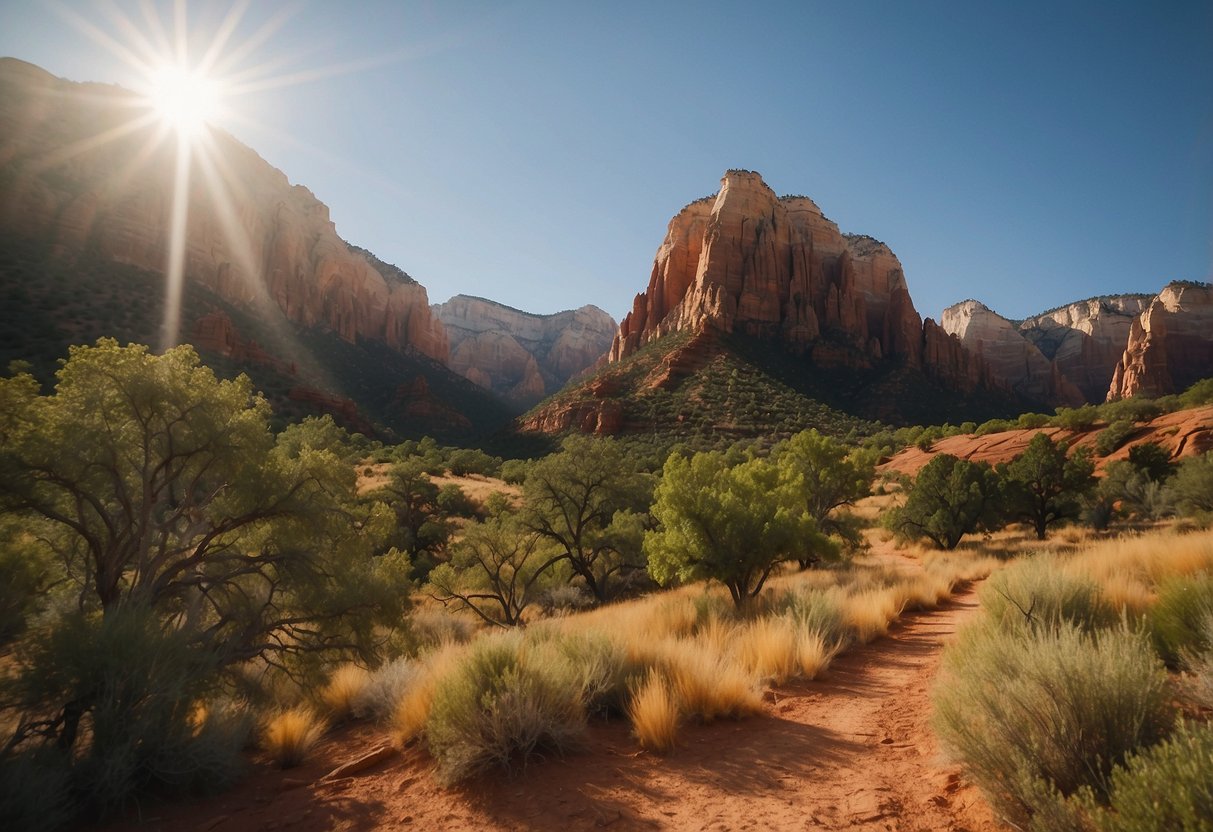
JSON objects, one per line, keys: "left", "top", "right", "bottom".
{"left": 101, "top": 590, "right": 1002, "bottom": 832}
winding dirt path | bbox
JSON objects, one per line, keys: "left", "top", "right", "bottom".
{"left": 109, "top": 588, "right": 1002, "bottom": 832}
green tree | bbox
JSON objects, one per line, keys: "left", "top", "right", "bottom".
{"left": 1001, "top": 433, "right": 1096, "bottom": 539}
{"left": 885, "top": 454, "right": 1002, "bottom": 550}
{"left": 369, "top": 459, "right": 452, "bottom": 578}
{"left": 773, "top": 429, "right": 874, "bottom": 568}
{"left": 522, "top": 436, "right": 651, "bottom": 603}
{"left": 645, "top": 452, "right": 828, "bottom": 608}
{"left": 426, "top": 513, "right": 563, "bottom": 628}
{"left": 0, "top": 341, "right": 400, "bottom": 812}
{"left": 1167, "top": 452, "right": 1213, "bottom": 517}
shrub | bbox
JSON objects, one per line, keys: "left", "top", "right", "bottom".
{"left": 1167, "top": 453, "right": 1213, "bottom": 518}
{"left": 933, "top": 624, "right": 1173, "bottom": 829}
{"left": 436, "top": 483, "right": 477, "bottom": 518}
{"left": 425, "top": 632, "right": 585, "bottom": 784}
{"left": 262, "top": 707, "right": 328, "bottom": 769}
{"left": 1052, "top": 405, "right": 1100, "bottom": 431}
{"left": 1148, "top": 573, "right": 1213, "bottom": 667}
{"left": 771, "top": 586, "right": 848, "bottom": 647}
{"left": 352, "top": 657, "right": 417, "bottom": 721}
{"left": 980, "top": 559, "right": 1118, "bottom": 634}
{"left": 1095, "top": 419, "right": 1137, "bottom": 456}
{"left": 628, "top": 669, "right": 679, "bottom": 753}
{"left": 1087, "top": 721, "right": 1213, "bottom": 832}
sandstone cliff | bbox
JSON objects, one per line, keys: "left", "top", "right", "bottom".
{"left": 433, "top": 295, "right": 615, "bottom": 407}
{"left": 943, "top": 289, "right": 1207, "bottom": 406}
{"left": 1109, "top": 282, "right": 1213, "bottom": 400}
{"left": 941, "top": 300, "right": 1085, "bottom": 406}
{"left": 608, "top": 170, "right": 993, "bottom": 393}
{"left": 0, "top": 57, "right": 448, "bottom": 363}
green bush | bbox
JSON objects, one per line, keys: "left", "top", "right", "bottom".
{"left": 933, "top": 624, "right": 1173, "bottom": 830}
{"left": 1095, "top": 419, "right": 1137, "bottom": 456}
{"left": 980, "top": 558, "right": 1118, "bottom": 635}
{"left": 1148, "top": 573, "right": 1213, "bottom": 667}
{"left": 1087, "top": 721, "right": 1213, "bottom": 832}
{"left": 425, "top": 632, "right": 586, "bottom": 784}
{"left": 1167, "top": 453, "right": 1213, "bottom": 518}
{"left": 436, "top": 483, "right": 477, "bottom": 518}
{"left": 1052, "top": 405, "right": 1100, "bottom": 431}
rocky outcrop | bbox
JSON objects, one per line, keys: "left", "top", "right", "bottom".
{"left": 1110, "top": 282, "right": 1213, "bottom": 400}
{"left": 191, "top": 310, "right": 297, "bottom": 376}
{"left": 0, "top": 58, "right": 448, "bottom": 363}
{"left": 942, "top": 300, "right": 1084, "bottom": 406}
{"left": 944, "top": 288, "right": 1209, "bottom": 406}
{"left": 433, "top": 295, "right": 615, "bottom": 406}
{"left": 608, "top": 170, "right": 990, "bottom": 391}
{"left": 1019, "top": 295, "right": 1150, "bottom": 402}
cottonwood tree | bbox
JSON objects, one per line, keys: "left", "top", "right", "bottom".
{"left": 522, "top": 436, "right": 651, "bottom": 603}
{"left": 1000, "top": 433, "right": 1096, "bottom": 540}
{"left": 426, "top": 512, "right": 563, "bottom": 628}
{"left": 0, "top": 340, "right": 401, "bottom": 803}
{"left": 774, "top": 429, "right": 875, "bottom": 567}
{"left": 645, "top": 451, "right": 828, "bottom": 608}
{"left": 885, "top": 454, "right": 1002, "bottom": 549}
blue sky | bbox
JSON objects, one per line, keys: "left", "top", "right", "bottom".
{"left": 1, "top": 1, "right": 1210, "bottom": 323}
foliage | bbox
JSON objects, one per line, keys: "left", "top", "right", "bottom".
{"left": 1179, "top": 378, "right": 1213, "bottom": 409}
{"left": 426, "top": 513, "right": 563, "bottom": 627}
{"left": 1073, "top": 721, "right": 1213, "bottom": 832}
{"left": 884, "top": 454, "right": 1002, "bottom": 549}
{"left": 1127, "top": 442, "right": 1174, "bottom": 483}
{"left": 425, "top": 631, "right": 586, "bottom": 784}
{"left": 1052, "top": 404, "right": 1100, "bottom": 431}
{"left": 370, "top": 460, "right": 452, "bottom": 577}
{"left": 446, "top": 448, "right": 502, "bottom": 478}
{"left": 933, "top": 624, "right": 1174, "bottom": 830}
{"left": 1148, "top": 573, "right": 1213, "bottom": 667}
{"left": 1167, "top": 453, "right": 1213, "bottom": 518}
{"left": 1000, "top": 433, "right": 1096, "bottom": 540}
{"left": 979, "top": 558, "right": 1117, "bottom": 635}
{"left": 436, "top": 483, "right": 477, "bottom": 518}
{"left": 275, "top": 415, "right": 356, "bottom": 461}
{"left": 522, "top": 436, "right": 652, "bottom": 603}
{"left": 772, "top": 429, "right": 875, "bottom": 567}
{"left": 0, "top": 341, "right": 398, "bottom": 818}
{"left": 1095, "top": 419, "right": 1137, "bottom": 456}
{"left": 645, "top": 451, "right": 828, "bottom": 607}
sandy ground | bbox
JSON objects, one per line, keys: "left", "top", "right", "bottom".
{"left": 103, "top": 585, "right": 1002, "bottom": 832}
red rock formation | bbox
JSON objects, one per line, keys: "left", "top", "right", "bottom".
{"left": 0, "top": 58, "right": 448, "bottom": 363}
{"left": 608, "top": 170, "right": 985, "bottom": 391}
{"left": 1109, "top": 282, "right": 1213, "bottom": 400}
{"left": 191, "top": 311, "right": 296, "bottom": 376}
{"left": 287, "top": 387, "right": 376, "bottom": 436}
{"left": 392, "top": 377, "right": 473, "bottom": 431}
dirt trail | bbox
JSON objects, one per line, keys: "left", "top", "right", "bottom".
{"left": 109, "top": 588, "right": 1001, "bottom": 832}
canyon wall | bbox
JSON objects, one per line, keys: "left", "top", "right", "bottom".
{"left": 432, "top": 295, "right": 615, "bottom": 406}
{"left": 0, "top": 57, "right": 448, "bottom": 362}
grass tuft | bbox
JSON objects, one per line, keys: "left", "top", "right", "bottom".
{"left": 321, "top": 663, "right": 371, "bottom": 721}
{"left": 628, "top": 669, "right": 679, "bottom": 753}
{"left": 262, "top": 707, "right": 327, "bottom": 769}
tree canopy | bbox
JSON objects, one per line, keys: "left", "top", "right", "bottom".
{"left": 645, "top": 451, "right": 828, "bottom": 607}
{"left": 885, "top": 454, "right": 1002, "bottom": 550}
{"left": 1000, "top": 433, "right": 1095, "bottom": 540}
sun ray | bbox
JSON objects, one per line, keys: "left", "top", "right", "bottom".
{"left": 196, "top": 0, "right": 251, "bottom": 76}
{"left": 48, "top": 0, "right": 157, "bottom": 77}
{"left": 161, "top": 132, "right": 192, "bottom": 350}
{"left": 24, "top": 110, "right": 161, "bottom": 174}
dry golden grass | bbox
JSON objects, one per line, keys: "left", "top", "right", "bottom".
{"left": 734, "top": 617, "right": 801, "bottom": 683}
{"left": 842, "top": 588, "right": 903, "bottom": 644}
{"left": 628, "top": 669, "right": 679, "bottom": 752}
{"left": 1098, "top": 573, "right": 1156, "bottom": 617}
{"left": 662, "top": 641, "right": 764, "bottom": 722}
{"left": 321, "top": 663, "right": 371, "bottom": 720}
{"left": 1063, "top": 528, "right": 1213, "bottom": 590}
{"left": 263, "top": 706, "right": 327, "bottom": 769}
{"left": 391, "top": 644, "right": 462, "bottom": 744}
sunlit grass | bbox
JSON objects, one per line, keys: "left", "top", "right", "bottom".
{"left": 321, "top": 663, "right": 371, "bottom": 721}
{"left": 262, "top": 707, "right": 327, "bottom": 769}
{"left": 628, "top": 669, "right": 679, "bottom": 752}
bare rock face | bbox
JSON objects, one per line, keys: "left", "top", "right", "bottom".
{"left": 433, "top": 295, "right": 615, "bottom": 407}
{"left": 1110, "top": 282, "right": 1213, "bottom": 399}
{"left": 0, "top": 58, "right": 448, "bottom": 363}
{"left": 608, "top": 170, "right": 989, "bottom": 389}
{"left": 1019, "top": 296, "right": 1151, "bottom": 402}
{"left": 942, "top": 300, "right": 1084, "bottom": 406}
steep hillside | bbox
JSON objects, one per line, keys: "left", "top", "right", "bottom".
{"left": 0, "top": 57, "right": 516, "bottom": 438}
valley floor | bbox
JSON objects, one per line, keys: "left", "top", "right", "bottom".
{"left": 102, "top": 575, "right": 1002, "bottom": 831}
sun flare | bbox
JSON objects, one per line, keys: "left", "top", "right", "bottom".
{"left": 148, "top": 63, "right": 220, "bottom": 137}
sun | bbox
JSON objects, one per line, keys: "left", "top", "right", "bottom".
{"left": 148, "top": 63, "right": 220, "bottom": 137}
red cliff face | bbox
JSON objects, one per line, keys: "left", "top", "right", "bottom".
{"left": 1109, "top": 282, "right": 1213, "bottom": 400}
{"left": 0, "top": 58, "right": 448, "bottom": 363}
{"left": 609, "top": 170, "right": 986, "bottom": 389}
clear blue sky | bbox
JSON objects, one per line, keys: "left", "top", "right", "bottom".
{"left": 1, "top": 1, "right": 1210, "bottom": 323}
